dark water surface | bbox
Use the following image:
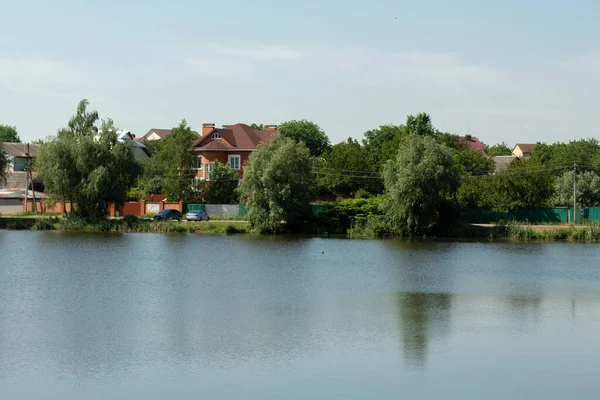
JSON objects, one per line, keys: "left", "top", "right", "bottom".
{"left": 1, "top": 231, "right": 600, "bottom": 399}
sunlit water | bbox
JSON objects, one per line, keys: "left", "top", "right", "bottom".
{"left": 1, "top": 231, "right": 600, "bottom": 399}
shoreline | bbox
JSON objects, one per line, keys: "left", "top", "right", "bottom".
{"left": 2, "top": 216, "right": 600, "bottom": 241}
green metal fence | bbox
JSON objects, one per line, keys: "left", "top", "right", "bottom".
{"left": 182, "top": 204, "right": 205, "bottom": 213}
{"left": 465, "top": 208, "right": 571, "bottom": 223}
{"left": 239, "top": 204, "right": 247, "bottom": 217}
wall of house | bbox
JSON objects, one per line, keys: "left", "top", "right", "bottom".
{"left": 195, "top": 151, "right": 251, "bottom": 179}
{"left": 0, "top": 198, "right": 23, "bottom": 214}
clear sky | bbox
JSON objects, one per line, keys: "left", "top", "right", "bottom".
{"left": 1, "top": 0, "right": 599, "bottom": 145}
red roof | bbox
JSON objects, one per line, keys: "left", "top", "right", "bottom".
{"left": 458, "top": 135, "right": 487, "bottom": 156}
{"left": 192, "top": 123, "right": 278, "bottom": 151}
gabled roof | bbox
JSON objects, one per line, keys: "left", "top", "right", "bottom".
{"left": 513, "top": 143, "right": 537, "bottom": 154}
{"left": 192, "top": 123, "right": 278, "bottom": 151}
{"left": 0, "top": 171, "right": 43, "bottom": 191}
{"left": 458, "top": 136, "right": 487, "bottom": 156}
{"left": 141, "top": 128, "right": 201, "bottom": 141}
{"left": 1, "top": 143, "right": 40, "bottom": 158}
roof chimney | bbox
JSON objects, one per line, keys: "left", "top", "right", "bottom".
{"left": 264, "top": 124, "right": 277, "bottom": 131}
{"left": 465, "top": 134, "right": 472, "bottom": 141}
{"left": 202, "top": 123, "right": 215, "bottom": 135}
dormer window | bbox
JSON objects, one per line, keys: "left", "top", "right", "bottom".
{"left": 212, "top": 132, "right": 221, "bottom": 140}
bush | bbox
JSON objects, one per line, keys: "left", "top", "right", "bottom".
{"left": 315, "top": 197, "right": 384, "bottom": 234}
{"left": 32, "top": 218, "right": 57, "bottom": 231}
{"left": 123, "top": 215, "right": 139, "bottom": 228}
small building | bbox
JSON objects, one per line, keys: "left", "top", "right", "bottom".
{"left": 191, "top": 123, "right": 278, "bottom": 180}
{"left": 118, "top": 131, "right": 151, "bottom": 159}
{"left": 458, "top": 135, "right": 487, "bottom": 156}
{"left": 492, "top": 155, "right": 515, "bottom": 173}
{"left": 512, "top": 143, "right": 539, "bottom": 159}
{"left": 1, "top": 142, "right": 39, "bottom": 172}
{"left": 140, "top": 128, "right": 201, "bottom": 142}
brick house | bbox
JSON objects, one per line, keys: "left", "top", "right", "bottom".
{"left": 458, "top": 135, "right": 487, "bottom": 156}
{"left": 191, "top": 123, "right": 278, "bottom": 180}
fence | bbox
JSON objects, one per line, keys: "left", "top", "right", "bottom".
{"left": 463, "top": 207, "right": 600, "bottom": 224}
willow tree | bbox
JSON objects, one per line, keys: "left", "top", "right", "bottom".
{"left": 239, "top": 136, "right": 314, "bottom": 233}
{"left": 36, "top": 99, "right": 141, "bottom": 218}
{"left": 383, "top": 134, "right": 459, "bottom": 236}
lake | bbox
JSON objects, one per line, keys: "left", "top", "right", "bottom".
{"left": 1, "top": 231, "right": 600, "bottom": 399}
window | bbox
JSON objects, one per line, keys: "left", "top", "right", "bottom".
{"left": 211, "top": 132, "right": 221, "bottom": 140}
{"left": 192, "top": 156, "right": 203, "bottom": 170}
{"left": 205, "top": 163, "right": 211, "bottom": 181}
{"left": 228, "top": 154, "right": 241, "bottom": 170}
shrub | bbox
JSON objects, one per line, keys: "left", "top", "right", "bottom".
{"left": 32, "top": 218, "right": 57, "bottom": 231}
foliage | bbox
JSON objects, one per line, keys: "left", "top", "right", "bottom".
{"left": 363, "top": 113, "right": 452, "bottom": 172}
{"left": 486, "top": 159, "right": 555, "bottom": 211}
{"left": 486, "top": 142, "right": 512, "bottom": 157}
{"left": 239, "top": 136, "right": 314, "bottom": 233}
{"left": 316, "top": 138, "right": 379, "bottom": 196}
{"left": 553, "top": 170, "right": 600, "bottom": 207}
{"left": 530, "top": 139, "right": 600, "bottom": 174}
{"left": 136, "top": 120, "right": 197, "bottom": 201}
{"left": 453, "top": 148, "right": 495, "bottom": 176}
{"left": 314, "top": 197, "right": 384, "bottom": 234}
{"left": 278, "top": 119, "right": 330, "bottom": 157}
{"left": 383, "top": 134, "right": 459, "bottom": 236}
{"left": 0, "top": 147, "right": 8, "bottom": 185}
{"left": 250, "top": 123, "right": 265, "bottom": 130}
{"left": 0, "top": 124, "right": 20, "bottom": 143}
{"left": 35, "top": 99, "right": 141, "bottom": 219}
{"left": 204, "top": 160, "right": 240, "bottom": 204}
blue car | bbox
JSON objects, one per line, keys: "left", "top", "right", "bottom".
{"left": 153, "top": 209, "right": 183, "bottom": 221}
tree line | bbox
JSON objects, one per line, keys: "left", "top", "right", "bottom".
{"left": 6, "top": 100, "right": 600, "bottom": 236}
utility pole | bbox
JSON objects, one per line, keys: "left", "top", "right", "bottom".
{"left": 574, "top": 161, "right": 577, "bottom": 224}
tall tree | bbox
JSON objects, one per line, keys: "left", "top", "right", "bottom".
{"left": 486, "top": 142, "right": 512, "bottom": 157}
{"left": 204, "top": 160, "right": 240, "bottom": 204}
{"left": 239, "top": 136, "right": 314, "bottom": 233}
{"left": 553, "top": 170, "right": 600, "bottom": 208}
{"left": 363, "top": 124, "right": 405, "bottom": 172}
{"left": 316, "top": 138, "right": 379, "bottom": 196}
{"left": 383, "top": 135, "right": 459, "bottom": 236}
{"left": 35, "top": 100, "right": 141, "bottom": 218}
{"left": 453, "top": 148, "right": 495, "bottom": 176}
{"left": 136, "top": 120, "right": 197, "bottom": 201}
{"left": 278, "top": 119, "right": 330, "bottom": 157}
{"left": 0, "top": 124, "right": 21, "bottom": 143}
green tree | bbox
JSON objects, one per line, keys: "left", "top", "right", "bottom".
{"left": 405, "top": 112, "right": 437, "bottom": 137}
{"left": 454, "top": 148, "right": 495, "bottom": 176}
{"left": 363, "top": 124, "right": 405, "bottom": 172}
{"left": 239, "top": 136, "right": 314, "bottom": 233}
{"left": 486, "top": 142, "right": 512, "bottom": 157}
{"left": 136, "top": 120, "right": 197, "bottom": 201}
{"left": 383, "top": 135, "right": 459, "bottom": 236}
{"left": 250, "top": 123, "right": 265, "bottom": 130}
{"left": 278, "top": 119, "right": 330, "bottom": 157}
{"left": 316, "top": 138, "right": 379, "bottom": 196}
{"left": 35, "top": 100, "right": 141, "bottom": 218}
{"left": 0, "top": 124, "right": 20, "bottom": 143}
{"left": 0, "top": 147, "right": 8, "bottom": 185}
{"left": 204, "top": 160, "right": 240, "bottom": 204}
{"left": 531, "top": 139, "right": 600, "bottom": 174}
{"left": 486, "top": 159, "right": 555, "bottom": 211}
{"left": 553, "top": 170, "right": 600, "bottom": 207}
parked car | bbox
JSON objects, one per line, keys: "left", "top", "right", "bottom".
{"left": 186, "top": 210, "right": 210, "bottom": 222}
{"left": 153, "top": 209, "right": 183, "bottom": 221}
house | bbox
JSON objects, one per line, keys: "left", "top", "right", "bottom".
{"left": 140, "top": 128, "right": 201, "bottom": 142}
{"left": 492, "top": 155, "right": 515, "bottom": 173}
{"left": 458, "top": 135, "right": 487, "bottom": 156}
{"left": 191, "top": 123, "right": 278, "bottom": 180}
{"left": 118, "top": 131, "right": 151, "bottom": 159}
{"left": 1, "top": 142, "right": 40, "bottom": 172}
{"left": 512, "top": 143, "right": 539, "bottom": 159}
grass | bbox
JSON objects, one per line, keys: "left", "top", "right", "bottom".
{"left": 0, "top": 215, "right": 250, "bottom": 235}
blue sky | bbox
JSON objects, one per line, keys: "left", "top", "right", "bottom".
{"left": 1, "top": 0, "right": 599, "bottom": 145}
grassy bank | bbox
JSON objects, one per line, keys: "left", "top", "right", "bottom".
{"left": 0, "top": 216, "right": 249, "bottom": 234}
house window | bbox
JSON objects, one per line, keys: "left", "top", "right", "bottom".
{"left": 211, "top": 132, "right": 221, "bottom": 140}
{"left": 192, "top": 156, "right": 203, "bottom": 170}
{"left": 205, "top": 163, "right": 211, "bottom": 181}
{"left": 228, "top": 154, "right": 241, "bottom": 170}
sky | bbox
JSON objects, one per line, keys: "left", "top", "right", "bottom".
{"left": 0, "top": 0, "right": 599, "bottom": 146}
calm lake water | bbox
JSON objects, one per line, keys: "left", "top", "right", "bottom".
{"left": 1, "top": 231, "right": 600, "bottom": 399}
